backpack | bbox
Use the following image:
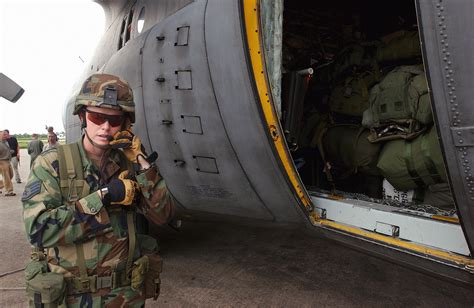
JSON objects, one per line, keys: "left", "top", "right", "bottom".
{"left": 375, "top": 31, "right": 422, "bottom": 64}
{"left": 331, "top": 43, "right": 380, "bottom": 82}
{"left": 362, "top": 65, "right": 432, "bottom": 142}
{"left": 310, "top": 123, "right": 382, "bottom": 190}
{"left": 328, "top": 70, "right": 381, "bottom": 117}
{"left": 321, "top": 125, "right": 383, "bottom": 178}
{"left": 377, "top": 127, "right": 447, "bottom": 191}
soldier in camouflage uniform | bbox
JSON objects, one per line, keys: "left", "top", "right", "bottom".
{"left": 22, "top": 74, "right": 174, "bottom": 307}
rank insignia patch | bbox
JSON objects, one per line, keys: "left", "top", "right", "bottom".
{"left": 22, "top": 180, "right": 42, "bottom": 201}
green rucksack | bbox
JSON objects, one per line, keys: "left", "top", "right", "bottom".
{"left": 377, "top": 127, "right": 447, "bottom": 191}
{"left": 362, "top": 65, "right": 433, "bottom": 142}
{"left": 375, "top": 31, "right": 422, "bottom": 63}
{"left": 328, "top": 70, "right": 381, "bottom": 117}
{"left": 331, "top": 43, "right": 380, "bottom": 82}
{"left": 299, "top": 112, "right": 327, "bottom": 148}
{"left": 321, "top": 125, "right": 383, "bottom": 179}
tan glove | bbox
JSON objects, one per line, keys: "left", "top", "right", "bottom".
{"left": 109, "top": 130, "right": 146, "bottom": 164}
{"left": 105, "top": 171, "right": 140, "bottom": 206}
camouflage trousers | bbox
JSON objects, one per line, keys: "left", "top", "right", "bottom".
{"left": 64, "top": 286, "right": 145, "bottom": 308}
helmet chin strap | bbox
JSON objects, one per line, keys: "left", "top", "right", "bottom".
{"left": 84, "top": 128, "right": 110, "bottom": 150}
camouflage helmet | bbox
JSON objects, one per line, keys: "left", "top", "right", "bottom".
{"left": 73, "top": 73, "right": 135, "bottom": 122}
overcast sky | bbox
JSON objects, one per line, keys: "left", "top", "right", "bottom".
{"left": 0, "top": 0, "right": 105, "bottom": 134}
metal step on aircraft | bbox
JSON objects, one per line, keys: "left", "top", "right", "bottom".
{"left": 61, "top": 0, "right": 474, "bottom": 286}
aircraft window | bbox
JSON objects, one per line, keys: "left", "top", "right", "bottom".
{"left": 137, "top": 7, "right": 145, "bottom": 34}
{"left": 118, "top": 17, "right": 126, "bottom": 50}
{"left": 125, "top": 7, "right": 135, "bottom": 43}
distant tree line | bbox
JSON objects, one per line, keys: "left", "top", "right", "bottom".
{"left": 14, "top": 132, "right": 65, "bottom": 139}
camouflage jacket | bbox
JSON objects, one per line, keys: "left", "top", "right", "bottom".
{"left": 22, "top": 140, "right": 174, "bottom": 306}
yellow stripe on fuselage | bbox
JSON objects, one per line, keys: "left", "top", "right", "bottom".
{"left": 242, "top": 0, "right": 311, "bottom": 210}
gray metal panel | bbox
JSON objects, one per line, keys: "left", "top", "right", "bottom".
{"left": 141, "top": 0, "right": 274, "bottom": 220}
{"left": 175, "top": 70, "right": 193, "bottom": 90}
{"left": 176, "top": 26, "right": 190, "bottom": 46}
{"left": 194, "top": 156, "right": 219, "bottom": 174}
{"left": 182, "top": 115, "right": 203, "bottom": 134}
{"left": 65, "top": 0, "right": 194, "bottom": 138}
{"left": 101, "top": 32, "right": 152, "bottom": 151}
{"left": 64, "top": 96, "right": 82, "bottom": 143}
{"left": 0, "top": 73, "right": 24, "bottom": 103}
{"left": 205, "top": 0, "right": 304, "bottom": 222}
{"left": 64, "top": 0, "right": 305, "bottom": 223}
{"left": 416, "top": 0, "right": 474, "bottom": 252}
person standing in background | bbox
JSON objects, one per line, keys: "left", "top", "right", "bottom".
{"left": 43, "top": 132, "right": 58, "bottom": 151}
{"left": 4, "top": 129, "right": 21, "bottom": 183}
{"left": 0, "top": 130, "right": 15, "bottom": 196}
{"left": 27, "top": 133, "right": 43, "bottom": 168}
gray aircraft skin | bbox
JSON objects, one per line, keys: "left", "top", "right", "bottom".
{"left": 0, "top": 73, "right": 24, "bottom": 103}
{"left": 64, "top": 0, "right": 474, "bottom": 285}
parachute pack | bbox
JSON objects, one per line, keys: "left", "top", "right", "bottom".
{"left": 362, "top": 65, "right": 432, "bottom": 142}
{"left": 377, "top": 127, "right": 447, "bottom": 191}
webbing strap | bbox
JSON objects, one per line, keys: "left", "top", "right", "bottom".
{"left": 34, "top": 292, "right": 42, "bottom": 308}
{"left": 76, "top": 242, "right": 88, "bottom": 280}
{"left": 420, "top": 134, "right": 442, "bottom": 183}
{"left": 350, "top": 127, "right": 366, "bottom": 175}
{"left": 58, "top": 144, "right": 90, "bottom": 288}
{"left": 58, "top": 144, "right": 85, "bottom": 203}
{"left": 57, "top": 145, "right": 69, "bottom": 201}
{"left": 358, "top": 77, "right": 369, "bottom": 101}
{"left": 126, "top": 211, "right": 136, "bottom": 278}
{"left": 58, "top": 143, "right": 137, "bottom": 290}
{"left": 413, "top": 188, "right": 425, "bottom": 203}
{"left": 315, "top": 127, "right": 335, "bottom": 185}
{"left": 404, "top": 141, "right": 425, "bottom": 187}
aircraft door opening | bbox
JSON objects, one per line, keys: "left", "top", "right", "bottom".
{"left": 251, "top": 0, "right": 474, "bottom": 282}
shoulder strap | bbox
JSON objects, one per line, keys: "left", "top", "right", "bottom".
{"left": 58, "top": 144, "right": 138, "bottom": 287}
{"left": 58, "top": 143, "right": 92, "bottom": 287}
{"left": 126, "top": 211, "right": 136, "bottom": 279}
{"left": 58, "top": 143, "right": 88, "bottom": 204}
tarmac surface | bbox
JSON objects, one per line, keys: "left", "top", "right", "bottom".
{"left": 1, "top": 150, "right": 474, "bottom": 307}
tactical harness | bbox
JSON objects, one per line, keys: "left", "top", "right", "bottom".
{"left": 57, "top": 143, "right": 136, "bottom": 295}
{"left": 27, "top": 143, "right": 162, "bottom": 307}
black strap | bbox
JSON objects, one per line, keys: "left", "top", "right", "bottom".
{"left": 413, "top": 188, "right": 425, "bottom": 203}
{"left": 34, "top": 292, "right": 43, "bottom": 308}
